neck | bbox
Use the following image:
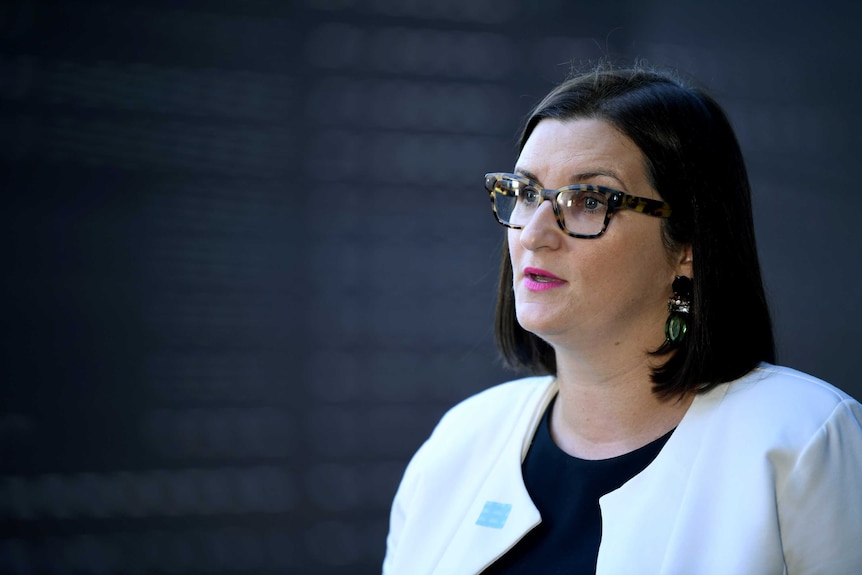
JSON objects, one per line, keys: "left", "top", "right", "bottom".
{"left": 549, "top": 348, "right": 693, "bottom": 460}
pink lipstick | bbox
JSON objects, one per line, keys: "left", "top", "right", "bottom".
{"left": 523, "top": 267, "right": 566, "bottom": 291}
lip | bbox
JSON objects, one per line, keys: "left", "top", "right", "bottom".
{"left": 522, "top": 267, "right": 566, "bottom": 292}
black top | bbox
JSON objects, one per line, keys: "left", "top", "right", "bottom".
{"left": 482, "top": 397, "right": 672, "bottom": 575}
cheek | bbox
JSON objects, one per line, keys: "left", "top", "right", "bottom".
{"left": 616, "top": 239, "right": 675, "bottom": 297}
{"left": 507, "top": 230, "right": 522, "bottom": 262}
{"left": 591, "top": 226, "right": 673, "bottom": 293}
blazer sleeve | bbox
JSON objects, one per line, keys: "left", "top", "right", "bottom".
{"left": 777, "top": 398, "right": 862, "bottom": 574}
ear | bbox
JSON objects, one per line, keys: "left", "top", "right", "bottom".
{"left": 674, "top": 244, "right": 693, "bottom": 279}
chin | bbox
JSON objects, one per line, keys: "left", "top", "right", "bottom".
{"left": 515, "top": 312, "right": 565, "bottom": 340}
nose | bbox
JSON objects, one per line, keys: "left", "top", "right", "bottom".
{"left": 518, "top": 201, "right": 562, "bottom": 251}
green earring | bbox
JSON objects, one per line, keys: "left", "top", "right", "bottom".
{"left": 665, "top": 276, "right": 692, "bottom": 346}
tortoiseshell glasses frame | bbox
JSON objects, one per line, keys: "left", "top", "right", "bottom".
{"left": 484, "top": 172, "right": 673, "bottom": 239}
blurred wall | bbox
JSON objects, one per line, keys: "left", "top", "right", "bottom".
{"left": 2, "top": 0, "right": 860, "bottom": 573}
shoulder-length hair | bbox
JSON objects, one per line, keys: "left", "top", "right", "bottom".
{"left": 494, "top": 65, "right": 775, "bottom": 398}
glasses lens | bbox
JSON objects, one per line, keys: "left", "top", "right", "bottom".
{"left": 488, "top": 175, "right": 540, "bottom": 227}
{"left": 558, "top": 188, "right": 609, "bottom": 236}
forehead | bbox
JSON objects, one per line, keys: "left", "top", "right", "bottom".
{"left": 516, "top": 118, "right": 649, "bottom": 189}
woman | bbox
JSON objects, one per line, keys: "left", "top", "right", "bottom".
{"left": 383, "top": 66, "right": 862, "bottom": 574}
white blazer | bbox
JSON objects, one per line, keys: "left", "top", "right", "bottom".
{"left": 383, "top": 364, "right": 862, "bottom": 574}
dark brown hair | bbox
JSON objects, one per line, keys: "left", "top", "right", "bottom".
{"left": 494, "top": 65, "right": 775, "bottom": 397}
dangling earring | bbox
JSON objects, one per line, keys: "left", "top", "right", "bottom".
{"left": 665, "top": 276, "right": 692, "bottom": 346}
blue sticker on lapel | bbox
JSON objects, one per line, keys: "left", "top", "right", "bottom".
{"left": 476, "top": 501, "right": 512, "bottom": 529}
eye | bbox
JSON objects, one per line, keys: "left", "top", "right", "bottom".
{"left": 583, "top": 196, "right": 601, "bottom": 211}
{"left": 520, "top": 187, "right": 541, "bottom": 206}
{"left": 560, "top": 189, "right": 608, "bottom": 219}
{"left": 579, "top": 191, "right": 607, "bottom": 213}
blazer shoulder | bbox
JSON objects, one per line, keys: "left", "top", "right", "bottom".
{"left": 722, "top": 363, "right": 860, "bottom": 434}
{"left": 737, "top": 364, "right": 855, "bottom": 404}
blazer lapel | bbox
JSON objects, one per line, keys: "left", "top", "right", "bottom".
{"left": 596, "top": 384, "right": 729, "bottom": 574}
{"left": 432, "top": 380, "right": 557, "bottom": 574}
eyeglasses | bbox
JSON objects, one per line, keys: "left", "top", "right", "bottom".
{"left": 484, "top": 172, "right": 673, "bottom": 239}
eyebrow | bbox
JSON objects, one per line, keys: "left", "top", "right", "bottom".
{"left": 513, "top": 168, "right": 542, "bottom": 183}
{"left": 514, "top": 168, "right": 627, "bottom": 190}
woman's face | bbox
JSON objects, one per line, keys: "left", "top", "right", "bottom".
{"left": 508, "top": 118, "right": 691, "bottom": 353}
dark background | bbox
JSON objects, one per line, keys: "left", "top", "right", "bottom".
{"left": 2, "top": 0, "right": 861, "bottom": 573}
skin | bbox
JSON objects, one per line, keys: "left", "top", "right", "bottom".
{"left": 510, "top": 118, "right": 694, "bottom": 460}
